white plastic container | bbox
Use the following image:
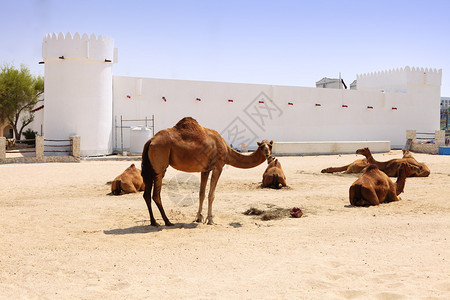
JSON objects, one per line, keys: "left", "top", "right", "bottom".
{"left": 130, "top": 126, "right": 153, "bottom": 154}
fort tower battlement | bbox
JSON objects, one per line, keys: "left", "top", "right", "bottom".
{"left": 356, "top": 66, "right": 442, "bottom": 93}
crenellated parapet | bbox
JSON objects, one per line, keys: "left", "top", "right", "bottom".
{"left": 356, "top": 66, "right": 442, "bottom": 93}
{"left": 42, "top": 32, "right": 117, "bottom": 63}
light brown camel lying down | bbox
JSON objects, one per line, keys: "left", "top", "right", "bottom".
{"left": 356, "top": 147, "right": 430, "bottom": 177}
{"left": 111, "top": 164, "right": 145, "bottom": 195}
{"left": 321, "top": 157, "right": 369, "bottom": 174}
{"left": 262, "top": 156, "right": 287, "bottom": 189}
{"left": 349, "top": 162, "right": 419, "bottom": 206}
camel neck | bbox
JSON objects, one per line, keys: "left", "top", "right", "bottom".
{"left": 226, "top": 147, "right": 266, "bottom": 169}
{"left": 365, "top": 152, "right": 387, "bottom": 169}
{"left": 395, "top": 167, "right": 408, "bottom": 195}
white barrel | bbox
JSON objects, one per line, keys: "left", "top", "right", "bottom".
{"left": 130, "top": 126, "right": 153, "bottom": 154}
{"left": 42, "top": 32, "right": 117, "bottom": 156}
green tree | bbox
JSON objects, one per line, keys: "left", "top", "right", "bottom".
{"left": 0, "top": 64, "right": 44, "bottom": 140}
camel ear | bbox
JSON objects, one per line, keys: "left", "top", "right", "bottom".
{"left": 257, "top": 142, "right": 261, "bottom": 146}
{"left": 270, "top": 140, "right": 273, "bottom": 145}
{"left": 131, "top": 163, "right": 135, "bottom": 167}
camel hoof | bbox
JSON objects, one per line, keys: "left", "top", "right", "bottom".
{"left": 165, "top": 221, "right": 175, "bottom": 226}
{"left": 206, "top": 219, "right": 215, "bottom": 225}
{"left": 150, "top": 221, "right": 160, "bottom": 227}
{"left": 194, "top": 214, "right": 203, "bottom": 223}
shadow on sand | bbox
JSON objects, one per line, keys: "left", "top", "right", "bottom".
{"left": 103, "top": 222, "right": 199, "bottom": 235}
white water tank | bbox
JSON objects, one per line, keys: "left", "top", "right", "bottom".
{"left": 42, "top": 32, "right": 117, "bottom": 156}
{"left": 130, "top": 126, "right": 153, "bottom": 154}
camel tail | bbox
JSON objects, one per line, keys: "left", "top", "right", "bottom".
{"left": 349, "top": 184, "right": 363, "bottom": 206}
{"left": 141, "top": 140, "right": 155, "bottom": 188}
{"left": 111, "top": 180, "right": 122, "bottom": 195}
{"left": 272, "top": 174, "right": 282, "bottom": 189}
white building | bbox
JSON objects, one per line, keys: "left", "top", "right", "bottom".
{"left": 315, "top": 77, "right": 347, "bottom": 89}
{"left": 34, "top": 32, "right": 442, "bottom": 156}
{"left": 441, "top": 97, "right": 450, "bottom": 109}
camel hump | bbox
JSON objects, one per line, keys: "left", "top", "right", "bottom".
{"left": 173, "top": 117, "right": 207, "bottom": 140}
{"left": 365, "top": 164, "right": 379, "bottom": 172}
{"left": 174, "top": 117, "right": 201, "bottom": 130}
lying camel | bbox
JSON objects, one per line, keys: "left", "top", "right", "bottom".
{"left": 111, "top": 164, "right": 145, "bottom": 195}
{"left": 349, "top": 162, "right": 419, "bottom": 206}
{"left": 356, "top": 147, "right": 430, "bottom": 177}
{"left": 321, "top": 157, "right": 369, "bottom": 174}
{"left": 141, "top": 117, "right": 272, "bottom": 226}
{"left": 262, "top": 156, "right": 287, "bottom": 189}
{"left": 401, "top": 149, "right": 431, "bottom": 176}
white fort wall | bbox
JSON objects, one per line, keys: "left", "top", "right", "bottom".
{"left": 112, "top": 66, "right": 441, "bottom": 152}
{"left": 42, "top": 33, "right": 117, "bottom": 156}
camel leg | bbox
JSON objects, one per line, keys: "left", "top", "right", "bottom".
{"left": 205, "top": 167, "right": 223, "bottom": 225}
{"left": 346, "top": 165, "right": 365, "bottom": 174}
{"left": 195, "top": 171, "right": 210, "bottom": 223}
{"left": 321, "top": 165, "right": 350, "bottom": 173}
{"left": 152, "top": 173, "right": 174, "bottom": 226}
{"left": 143, "top": 183, "right": 159, "bottom": 226}
{"left": 385, "top": 190, "right": 400, "bottom": 203}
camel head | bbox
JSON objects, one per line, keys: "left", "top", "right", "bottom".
{"left": 267, "top": 156, "right": 275, "bottom": 164}
{"left": 356, "top": 147, "right": 371, "bottom": 158}
{"left": 407, "top": 162, "right": 430, "bottom": 177}
{"left": 416, "top": 164, "right": 430, "bottom": 177}
{"left": 257, "top": 140, "right": 273, "bottom": 159}
{"left": 398, "top": 162, "right": 421, "bottom": 177}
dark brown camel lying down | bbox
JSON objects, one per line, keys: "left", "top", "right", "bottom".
{"left": 111, "top": 164, "right": 145, "bottom": 195}
{"left": 262, "top": 156, "right": 287, "bottom": 189}
{"left": 322, "top": 148, "right": 430, "bottom": 177}
{"left": 356, "top": 147, "right": 430, "bottom": 177}
{"left": 349, "top": 162, "right": 419, "bottom": 207}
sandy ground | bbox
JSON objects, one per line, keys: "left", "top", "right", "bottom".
{"left": 0, "top": 150, "right": 449, "bottom": 299}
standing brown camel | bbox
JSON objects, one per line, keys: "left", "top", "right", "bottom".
{"left": 349, "top": 162, "right": 419, "bottom": 206}
{"left": 356, "top": 147, "right": 430, "bottom": 177}
{"left": 141, "top": 117, "right": 273, "bottom": 226}
{"left": 262, "top": 156, "right": 287, "bottom": 189}
{"left": 111, "top": 164, "right": 145, "bottom": 195}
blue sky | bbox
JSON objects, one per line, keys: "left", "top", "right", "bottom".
{"left": 1, "top": 0, "right": 449, "bottom": 96}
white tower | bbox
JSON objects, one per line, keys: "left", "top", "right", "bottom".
{"left": 42, "top": 32, "right": 117, "bottom": 156}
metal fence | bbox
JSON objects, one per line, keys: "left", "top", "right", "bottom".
{"left": 5, "top": 139, "right": 36, "bottom": 154}
{"left": 114, "top": 115, "right": 155, "bottom": 154}
{"left": 44, "top": 138, "right": 73, "bottom": 154}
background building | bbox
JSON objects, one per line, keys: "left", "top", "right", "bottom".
{"left": 28, "top": 33, "right": 443, "bottom": 155}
